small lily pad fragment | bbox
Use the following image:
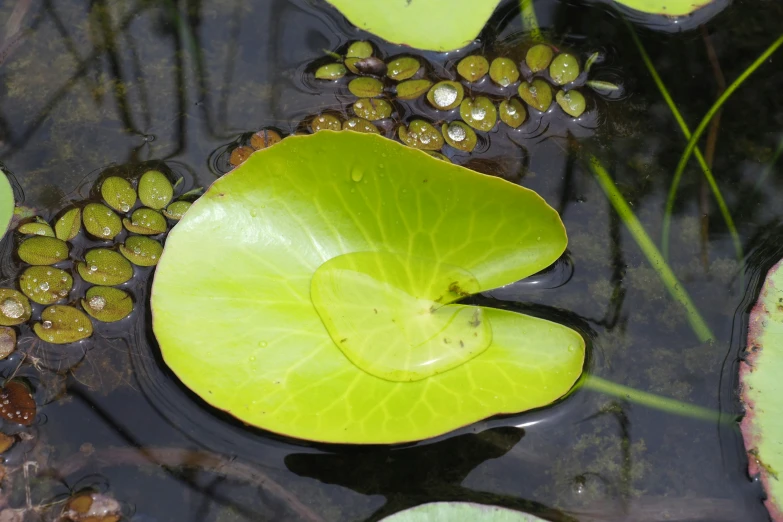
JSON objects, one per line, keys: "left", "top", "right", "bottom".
{"left": 77, "top": 249, "right": 133, "bottom": 286}
{"left": 556, "top": 89, "right": 587, "bottom": 117}
{"left": 81, "top": 286, "right": 133, "bottom": 323}
{"left": 353, "top": 98, "right": 393, "bottom": 120}
{"left": 100, "top": 176, "right": 137, "bottom": 213}
{"left": 586, "top": 80, "right": 621, "bottom": 92}
{"left": 19, "top": 266, "right": 73, "bottom": 305}
{"left": 526, "top": 44, "right": 554, "bottom": 73}
{"left": 18, "top": 236, "right": 69, "bottom": 265}
{"left": 33, "top": 305, "right": 93, "bottom": 344}
{"left": 550, "top": 53, "right": 580, "bottom": 85}
{"left": 460, "top": 96, "right": 497, "bottom": 132}
{"left": 0, "top": 289, "right": 31, "bottom": 326}
{"left": 83, "top": 203, "right": 122, "bottom": 240}
{"left": 442, "top": 121, "right": 477, "bottom": 152}
{"left": 348, "top": 77, "right": 384, "bottom": 98}
{"left": 315, "top": 63, "right": 347, "bottom": 80}
{"left": 457, "top": 55, "right": 489, "bottom": 82}
{"left": 499, "top": 99, "right": 527, "bottom": 128}
{"left": 386, "top": 57, "right": 420, "bottom": 81}
{"left": 343, "top": 118, "right": 380, "bottom": 134}
{"left": 54, "top": 208, "right": 82, "bottom": 241}
{"left": 310, "top": 114, "right": 343, "bottom": 132}
{"left": 0, "top": 327, "right": 15, "bottom": 360}
{"left": 344, "top": 57, "right": 361, "bottom": 74}
{"left": 518, "top": 79, "right": 553, "bottom": 112}
{"left": 18, "top": 220, "right": 54, "bottom": 237}
{"left": 122, "top": 208, "right": 167, "bottom": 235}
{"left": 250, "top": 129, "right": 282, "bottom": 150}
{"left": 230, "top": 146, "right": 254, "bottom": 167}
{"left": 426, "top": 81, "right": 464, "bottom": 111}
{"left": 139, "top": 170, "right": 174, "bottom": 210}
{"left": 398, "top": 120, "right": 444, "bottom": 150}
{"left": 120, "top": 236, "right": 163, "bottom": 266}
{"left": 396, "top": 79, "right": 433, "bottom": 100}
{"left": 0, "top": 381, "right": 35, "bottom": 426}
{"left": 346, "top": 41, "right": 372, "bottom": 59}
{"left": 163, "top": 201, "right": 192, "bottom": 221}
{"left": 489, "top": 57, "right": 519, "bottom": 87}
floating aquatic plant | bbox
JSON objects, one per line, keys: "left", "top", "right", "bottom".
{"left": 152, "top": 131, "right": 585, "bottom": 444}
{"left": 0, "top": 169, "right": 12, "bottom": 241}
{"left": 379, "top": 502, "right": 548, "bottom": 521}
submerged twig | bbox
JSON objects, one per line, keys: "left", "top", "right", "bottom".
{"left": 585, "top": 153, "right": 715, "bottom": 343}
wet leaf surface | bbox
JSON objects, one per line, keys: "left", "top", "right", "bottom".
{"left": 138, "top": 170, "right": 173, "bottom": 210}
{"left": 33, "top": 305, "right": 93, "bottom": 344}
{"left": 81, "top": 287, "right": 133, "bottom": 323}
{"left": 120, "top": 236, "right": 163, "bottom": 266}
{"left": 76, "top": 249, "right": 134, "bottom": 286}
{"left": 0, "top": 289, "right": 31, "bottom": 326}
{"left": 17, "top": 236, "right": 69, "bottom": 265}
{"left": 19, "top": 266, "right": 73, "bottom": 305}
{"left": 82, "top": 203, "right": 122, "bottom": 240}
{"left": 0, "top": 381, "right": 35, "bottom": 426}
{"left": 100, "top": 176, "right": 137, "bottom": 213}
{"left": 54, "top": 208, "right": 82, "bottom": 241}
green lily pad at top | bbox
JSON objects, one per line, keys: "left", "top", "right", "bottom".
{"left": 380, "top": 502, "right": 548, "bottom": 522}
{"left": 613, "top": 0, "right": 718, "bottom": 16}
{"left": 325, "top": 0, "right": 503, "bottom": 52}
{"left": 743, "top": 258, "right": 783, "bottom": 521}
{"left": 151, "top": 131, "right": 584, "bottom": 444}
{"left": 0, "top": 169, "right": 13, "bottom": 241}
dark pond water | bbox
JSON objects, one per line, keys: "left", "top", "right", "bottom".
{"left": 0, "top": 0, "right": 782, "bottom": 520}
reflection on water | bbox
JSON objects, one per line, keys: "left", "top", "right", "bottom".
{"left": 0, "top": 0, "right": 781, "bottom": 520}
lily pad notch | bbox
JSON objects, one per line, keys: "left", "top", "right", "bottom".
{"left": 151, "top": 131, "right": 585, "bottom": 444}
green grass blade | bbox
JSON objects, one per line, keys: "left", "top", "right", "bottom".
{"left": 663, "top": 33, "right": 783, "bottom": 258}
{"left": 586, "top": 154, "right": 714, "bottom": 343}
{"left": 626, "top": 23, "right": 742, "bottom": 265}
{"left": 520, "top": 0, "right": 542, "bottom": 42}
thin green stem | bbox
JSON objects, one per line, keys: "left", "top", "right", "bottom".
{"left": 663, "top": 33, "right": 783, "bottom": 258}
{"left": 520, "top": 0, "right": 542, "bottom": 42}
{"left": 586, "top": 154, "right": 714, "bottom": 343}
{"left": 627, "top": 23, "right": 742, "bottom": 265}
{"left": 582, "top": 375, "right": 724, "bottom": 423}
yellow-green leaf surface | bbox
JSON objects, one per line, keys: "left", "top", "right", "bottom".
{"left": 613, "top": 0, "right": 718, "bottom": 17}
{"left": 381, "top": 502, "right": 547, "bottom": 522}
{"left": 325, "top": 0, "right": 503, "bottom": 52}
{"left": 151, "top": 131, "right": 584, "bottom": 444}
{"left": 743, "top": 258, "right": 783, "bottom": 520}
{"left": 0, "top": 170, "right": 13, "bottom": 241}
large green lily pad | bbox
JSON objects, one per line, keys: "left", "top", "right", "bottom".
{"left": 151, "top": 131, "right": 584, "bottom": 444}
{"left": 325, "top": 0, "right": 502, "bottom": 52}
{"left": 743, "top": 258, "right": 783, "bottom": 521}
{"left": 380, "top": 502, "right": 548, "bottom": 522}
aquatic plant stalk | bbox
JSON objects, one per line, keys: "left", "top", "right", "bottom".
{"left": 586, "top": 154, "right": 715, "bottom": 343}
{"left": 626, "top": 23, "right": 741, "bottom": 265}
{"left": 662, "top": 33, "right": 783, "bottom": 258}
{"left": 520, "top": 0, "right": 543, "bottom": 42}
{"left": 583, "top": 375, "right": 723, "bottom": 423}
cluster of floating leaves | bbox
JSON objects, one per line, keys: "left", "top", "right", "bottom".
{"left": 229, "top": 40, "right": 620, "bottom": 167}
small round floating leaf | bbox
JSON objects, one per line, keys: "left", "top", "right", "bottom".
{"left": 54, "top": 208, "right": 82, "bottom": 241}
{"left": 83, "top": 203, "right": 121, "bottom": 240}
{"left": 518, "top": 79, "right": 553, "bottom": 112}
{"left": 348, "top": 77, "right": 383, "bottom": 98}
{"left": 138, "top": 170, "right": 174, "bottom": 210}
{"left": 499, "top": 99, "right": 527, "bottom": 128}
{"left": 18, "top": 236, "right": 69, "bottom": 265}
{"left": 457, "top": 55, "right": 489, "bottom": 82}
{"left": 0, "top": 381, "right": 35, "bottom": 426}
{"left": 442, "top": 121, "right": 477, "bottom": 152}
{"left": 396, "top": 79, "right": 432, "bottom": 100}
{"left": 315, "top": 63, "right": 347, "bottom": 80}
{"left": 386, "top": 57, "right": 420, "bottom": 81}
{"left": 310, "top": 114, "right": 342, "bottom": 133}
{"left": 33, "top": 305, "right": 93, "bottom": 344}
{"left": 353, "top": 98, "right": 393, "bottom": 120}
{"left": 19, "top": 266, "right": 73, "bottom": 305}
{"left": 100, "top": 176, "right": 137, "bottom": 213}
{"left": 556, "top": 89, "right": 586, "bottom": 117}
{"left": 586, "top": 80, "right": 622, "bottom": 92}
{"left": 250, "top": 129, "right": 282, "bottom": 150}
{"left": 163, "top": 201, "right": 192, "bottom": 221}
{"left": 343, "top": 118, "right": 380, "bottom": 134}
{"left": 122, "top": 208, "right": 167, "bottom": 235}
{"left": 230, "top": 146, "right": 254, "bottom": 167}
{"left": 120, "top": 236, "right": 163, "bottom": 267}
{"left": 344, "top": 57, "right": 361, "bottom": 74}
{"left": 525, "top": 44, "right": 554, "bottom": 73}
{"left": 346, "top": 41, "right": 372, "bottom": 59}
{"left": 151, "top": 131, "right": 582, "bottom": 444}
{"left": 489, "top": 57, "right": 519, "bottom": 87}
{"left": 550, "top": 53, "right": 580, "bottom": 85}
{"left": 0, "top": 327, "right": 15, "bottom": 360}
{"left": 18, "top": 221, "right": 54, "bottom": 237}
{"left": 0, "top": 289, "right": 31, "bottom": 326}
{"left": 77, "top": 249, "right": 133, "bottom": 286}
{"left": 459, "top": 96, "right": 497, "bottom": 132}
{"left": 81, "top": 286, "right": 133, "bottom": 323}
{"left": 426, "top": 81, "right": 464, "bottom": 111}
{"left": 398, "top": 120, "right": 444, "bottom": 150}
{"left": 380, "top": 502, "right": 549, "bottom": 522}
